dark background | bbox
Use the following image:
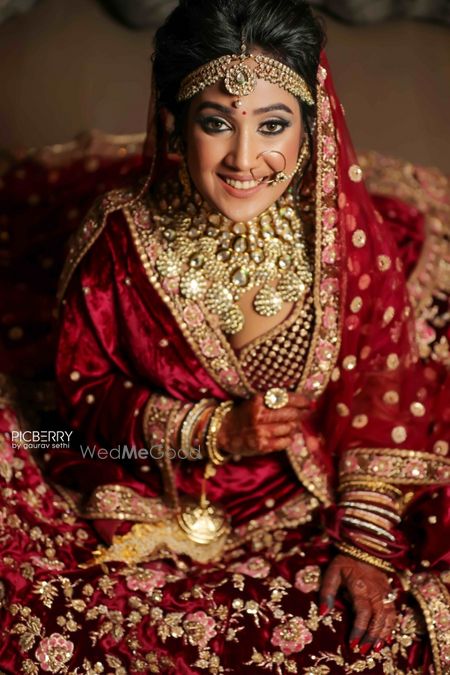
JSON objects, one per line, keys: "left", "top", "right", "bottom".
{"left": 0, "top": 0, "right": 449, "bottom": 171}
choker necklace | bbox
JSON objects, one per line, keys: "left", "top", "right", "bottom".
{"left": 154, "top": 187, "right": 312, "bottom": 335}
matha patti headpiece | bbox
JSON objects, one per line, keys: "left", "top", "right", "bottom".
{"left": 177, "top": 48, "right": 314, "bottom": 106}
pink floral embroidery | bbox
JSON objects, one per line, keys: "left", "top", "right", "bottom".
{"left": 182, "top": 303, "right": 204, "bottom": 328}
{"left": 403, "top": 459, "right": 427, "bottom": 480}
{"left": 126, "top": 568, "right": 166, "bottom": 594}
{"left": 232, "top": 557, "right": 271, "bottom": 579}
{"left": 305, "top": 373, "right": 325, "bottom": 392}
{"left": 320, "top": 277, "right": 339, "bottom": 296}
{"left": 323, "top": 172, "right": 336, "bottom": 194}
{"left": 322, "top": 244, "right": 338, "bottom": 265}
{"left": 434, "top": 609, "right": 450, "bottom": 632}
{"left": 183, "top": 611, "right": 217, "bottom": 648}
{"left": 317, "top": 65, "right": 327, "bottom": 85}
{"left": 162, "top": 276, "right": 180, "bottom": 295}
{"left": 435, "top": 465, "right": 450, "bottom": 481}
{"left": 415, "top": 318, "right": 436, "bottom": 345}
{"left": 97, "top": 490, "right": 122, "bottom": 512}
{"left": 315, "top": 339, "right": 334, "bottom": 365}
{"left": 295, "top": 566, "right": 321, "bottom": 593}
{"left": 271, "top": 617, "right": 313, "bottom": 655}
{"left": 220, "top": 369, "right": 239, "bottom": 386}
{"left": 367, "top": 456, "right": 398, "bottom": 478}
{"left": 323, "top": 136, "right": 337, "bottom": 160}
{"left": 323, "top": 307, "right": 337, "bottom": 330}
{"left": 322, "top": 207, "right": 338, "bottom": 230}
{"left": 35, "top": 634, "right": 74, "bottom": 673}
{"left": 199, "top": 337, "right": 223, "bottom": 359}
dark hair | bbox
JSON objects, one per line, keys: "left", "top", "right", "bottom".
{"left": 153, "top": 0, "right": 325, "bottom": 147}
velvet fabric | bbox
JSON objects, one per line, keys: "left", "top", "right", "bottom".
{"left": 0, "top": 54, "right": 449, "bottom": 673}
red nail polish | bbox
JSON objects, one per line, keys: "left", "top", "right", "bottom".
{"left": 386, "top": 636, "right": 394, "bottom": 646}
{"left": 360, "top": 643, "right": 371, "bottom": 656}
{"left": 374, "top": 640, "right": 384, "bottom": 652}
{"left": 319, "top": 603, "right": 329, "bottom": 616}
{"left": 350, "top": 638, "right": 359, "bottom": 650}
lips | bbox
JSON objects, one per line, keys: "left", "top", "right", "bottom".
{"left": 218, "top": 173, "right": 270, "bottom": 197}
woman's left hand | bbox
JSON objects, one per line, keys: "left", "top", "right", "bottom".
{"left": 319, "top": 554, "right": 397, "bottom": 655}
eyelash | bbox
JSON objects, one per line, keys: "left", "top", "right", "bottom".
{"left": 198, "top": 116, "right": 291, "bottom": 136}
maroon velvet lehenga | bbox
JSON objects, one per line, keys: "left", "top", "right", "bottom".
{"left": 0, "top": 57, "right": 449, "bottom": 675}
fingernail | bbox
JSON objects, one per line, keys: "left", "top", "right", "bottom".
{"left": 350, "top": 638, "right": 360, "bottom": 650}
{"left": 319, "top": 603, "right": 329, "bottom": 616}
{"left": 374, "top": 640, "right": 384, "bottom": 652}
{"left": 386, "top": 636, "right": 394, "bottom": 646}
{"left": 360, "top": 643, "right": 372, "bottom": 656}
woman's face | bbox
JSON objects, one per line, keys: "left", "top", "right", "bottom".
{"left": 185, "top": 77, "right": 303, "bottom": 222}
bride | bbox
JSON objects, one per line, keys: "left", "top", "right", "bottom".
{"left": 1, "top": 0, "right": 448, "bottom": 672}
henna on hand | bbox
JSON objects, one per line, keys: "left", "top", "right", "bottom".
{"left": 216, "top": 392, "right": 310, "bottom": 458}
{"left": 319, "top": 554, "right": 397, "bottom": 654}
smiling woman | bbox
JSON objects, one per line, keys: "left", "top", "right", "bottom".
{"left": 0, "top": 0, "right": 449, "bottom": 673}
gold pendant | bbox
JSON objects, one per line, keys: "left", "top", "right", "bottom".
{"left": 253, "top": 286, "right": 283, "bottom": 317}
{"left": 176, "top": 497, "right": 231, "bottom": 545}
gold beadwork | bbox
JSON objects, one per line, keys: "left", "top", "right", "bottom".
{"left": 335, "top": 542, "right": 396, "bottom": 573}
{"left": 156, "top": 185, "right": 312, "bottom": 335}
{"left": 177, "top": 52, "right": 314, "bottom": 105}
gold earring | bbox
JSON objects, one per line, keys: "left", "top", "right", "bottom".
{"left": 179, "top": 155, "right": 192, "bottom": 197}
{"left": 271, "top": 138, "right": 310, "bottom": 186}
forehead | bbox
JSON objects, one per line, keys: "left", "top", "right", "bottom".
{"left": 189, "top": 78, "right": 302, "bottom": 115}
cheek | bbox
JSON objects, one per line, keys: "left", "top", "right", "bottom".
{"left": 188, "top": 137, "right": 217, "bottom": 182}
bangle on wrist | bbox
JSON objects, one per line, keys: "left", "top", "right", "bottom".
{"left": 180, "top": 399, "right": 215, "bottom": 459}
{"left": 335, "top": 541, "right": 396, "bottom": 573}
{"left": 206, "top": 401, "right": 234, "bottom": 466}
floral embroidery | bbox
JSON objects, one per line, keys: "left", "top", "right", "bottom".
{"left": 183, "top": 611, "right": 217, "bottom": 648}
{"left": 231, "top": 556, "right": 271, "bottom": 579}
{"left": 271, "top": 616, "right": 313, "bottom": 655}
{"left": 125, "top": 567, "right": 166, "bottom": 594}
{"left": 294, "top": 566, "right": 321, "bottom": 594}
{"left": 340, "top": 448, "right": 450, "bottom": 485}
{"left": 35, "top": 633, "right": 74, "bottom": 673}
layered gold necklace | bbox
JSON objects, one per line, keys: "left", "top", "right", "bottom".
{"left": 154, "top": 187, "right": 312, "bottom": 335}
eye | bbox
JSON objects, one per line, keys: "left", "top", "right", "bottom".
{"left": 259, "top": 119, "right": 291, "bottom": 136}
{"left": 198, "top": 116, "right": 232, "bottom": 133}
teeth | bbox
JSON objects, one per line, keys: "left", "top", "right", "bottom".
{"left": 224, "top": 177, "right": 260, "bottom": 190}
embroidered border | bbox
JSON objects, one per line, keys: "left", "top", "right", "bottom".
{"left": 360, "top": 151, "right": 449, "bottom": 366}
{"left": 298, "top": 67, "right": 342, "bottom": 399}
{"left": 125, "top": 200, "right": 256, "bottom": 399}
{"left": 410, "top": 573, "right": 450, "bottom": 675}
{"left": 340, "top": 447, "right": 450, "bottom": 485}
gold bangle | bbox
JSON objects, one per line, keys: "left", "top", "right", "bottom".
{"left": 335, "top": 542, "right": 395, "bottom": 573}
{"left": 339, "top": 479, "right": 402, "bottom": 498}
{"left": 180, "top": 399, "right": 215, "bottom": 458}
{"left": 206, "top": 401, "right": 234, "bottom": 466}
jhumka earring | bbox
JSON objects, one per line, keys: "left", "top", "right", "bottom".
{"left": 179, "top": 154, "right": 192, "bottom": 197}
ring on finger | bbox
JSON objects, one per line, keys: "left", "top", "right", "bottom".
{"left": 382, "top": 591, "right": 398, "bottom": 605}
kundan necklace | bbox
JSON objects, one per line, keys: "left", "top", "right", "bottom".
{"left": 155, "top": 188, "right": 312, "bottom": 335}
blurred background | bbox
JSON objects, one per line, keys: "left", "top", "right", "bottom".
{"left": 0, "top": 0, "right": 449, "bottom": 170}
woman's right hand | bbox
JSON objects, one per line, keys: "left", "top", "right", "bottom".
{"left": 216, "top": 393, "right": 310, "bottom": 458}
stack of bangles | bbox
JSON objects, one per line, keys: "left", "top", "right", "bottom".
{"left": 168, "top": 397, "right": 234, "bottom": 467}
{"left": 334, "top": 479, "right": 403, "bottom": 573}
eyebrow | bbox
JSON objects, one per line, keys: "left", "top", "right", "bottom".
{"left": 195, "top": 101, "right": 294, "bottom": 115}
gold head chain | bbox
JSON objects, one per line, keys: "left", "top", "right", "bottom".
{"left": 177, "top": 39, "right": 314, "bottom": 106}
